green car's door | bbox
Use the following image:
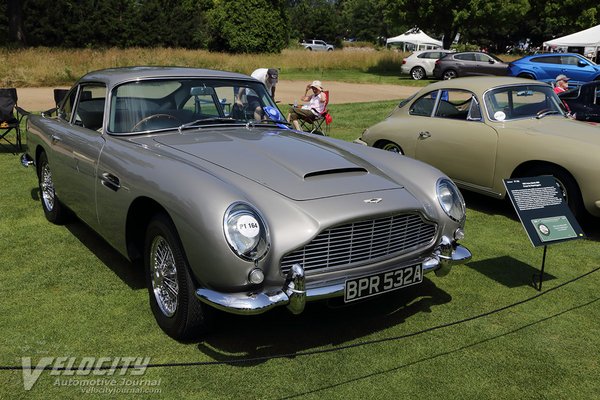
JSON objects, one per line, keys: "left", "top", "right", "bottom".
{"left": 412, "top": 90, "right": 498, "bottom": 189}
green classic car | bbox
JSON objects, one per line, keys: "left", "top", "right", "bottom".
{"left": 357, "top": 77, "right": 600, "bottom": 220}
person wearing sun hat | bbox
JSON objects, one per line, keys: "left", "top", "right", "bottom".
{"left": 553, "top": 74, "right": 570, "bottom": 94}
{"left": 287, "top": 80, "right": 327, "bottom": 130}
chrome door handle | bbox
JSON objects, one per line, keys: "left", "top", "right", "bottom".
{"left": 51, "top": 135, "right": 61, "bottom": 144}
{"left": 418, "top": 131, "right": 431, "bottom": 139}
{"left": 100, "top": 172, "right": 121, "bottom": 191}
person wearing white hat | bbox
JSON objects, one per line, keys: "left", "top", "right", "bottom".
{"left": 553, "top": 74, "right": 570, "bottom": 94}
{"left": 287, "top": 80, "right": 327, "bottom": 130}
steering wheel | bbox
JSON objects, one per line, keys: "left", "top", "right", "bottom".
{"left": 131, "top": 114, "right": 181, "bottom": 131}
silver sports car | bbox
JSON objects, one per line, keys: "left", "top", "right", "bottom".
{"left": 21, "top": 67, "right": 471, "bottom": 339}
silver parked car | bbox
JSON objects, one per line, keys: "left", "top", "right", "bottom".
{"left": 21, "top": 67, "right": 471, "bottom": 339}
{"left": 401, "top": 50, "right": 454, "bottom": 80}
{"left": 301, "top": 39, "right": 334, "bottom": 51}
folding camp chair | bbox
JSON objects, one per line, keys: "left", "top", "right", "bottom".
{"left": 0, "top": 88, "right": 29, "bottom": 153}
{"left": 300, "top": 90, "right": 332, "bottom": 135}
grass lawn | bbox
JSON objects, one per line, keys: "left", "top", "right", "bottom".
{"left": 0, "top": 103, "right": 599, "bottom": 400}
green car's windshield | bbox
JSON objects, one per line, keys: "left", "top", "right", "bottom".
{"left": 108, "top": 78, "right": 285, "bottom": 134}
{"left": 484, "top": 84, "right": 566, "bottom": 121}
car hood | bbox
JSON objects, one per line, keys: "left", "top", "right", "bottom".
{"left": 501, "top": 117, "right": 600, "bottom": 143}
{"left": 149, "top": 128, "right": 403, "bottom": 201}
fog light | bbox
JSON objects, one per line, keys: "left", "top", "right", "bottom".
{"left": 454, "top": 228, "right": 465, "bottom": 241}
{"left": 248, "top": 268, "right": 264, "bottom": 284}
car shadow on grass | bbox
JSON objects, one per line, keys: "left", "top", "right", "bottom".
{"left": 196, "top": 278, "right": 451, "bottom": 365}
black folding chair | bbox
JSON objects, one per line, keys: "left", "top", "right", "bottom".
{"left": 0, "top": 88, "right": 29, "bottom": 153}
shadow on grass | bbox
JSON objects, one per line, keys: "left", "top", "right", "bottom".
{"left": 466, "top": 255, "right": 556, "bottom": 288}
{"left": 65, "top": 221, "right": 145, "bottom": 290}
{"left": 197, "top": 278, "right": 451, "bottom": 365}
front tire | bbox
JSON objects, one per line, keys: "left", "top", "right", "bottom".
{"left": 144, "top": 213, "right": 211, "bottom": 340}
{"left": 411, "top": 66, "right": 426, "bottom": 80}
{"left": 524, "top": 166, "right": 586, "bottom": 220}
{"left": 37, "top": 151, "right": 66, "bottom": 224}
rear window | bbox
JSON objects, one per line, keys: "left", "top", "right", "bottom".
{"left": 455, "top": 53, "right": 476, "bottom": 61}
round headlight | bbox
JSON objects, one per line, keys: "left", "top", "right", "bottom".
{"left": 436, "top": 178, "right": 466, "bottom": 222}
{"left": 224, "top": 203, "right": 270, "bottom": 260}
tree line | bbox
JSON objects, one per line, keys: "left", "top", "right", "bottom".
{"left": 2, "top": 0, "right": 599, "bottom": 53}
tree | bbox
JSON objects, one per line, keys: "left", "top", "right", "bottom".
{"left": 7, "top": 0, "right": 26, "bottom": 46}
{"left": 287, "top": 0, "right": 342, "bottom": 43}
{"left": 208, "top": 0, "right": 289, "bottom": 53}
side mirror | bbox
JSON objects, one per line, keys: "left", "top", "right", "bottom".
{"left": 578, "top": 60, "right": 587, "bottom": 67}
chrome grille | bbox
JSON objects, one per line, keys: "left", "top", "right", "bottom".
{"left": 281, "top": 214, "right": 437, "bottom": 275}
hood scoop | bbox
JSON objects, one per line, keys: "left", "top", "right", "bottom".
{"left": 304, "top": 167, "right": 368, "bottom": 179}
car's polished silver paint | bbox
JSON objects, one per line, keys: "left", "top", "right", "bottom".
{"left": 22, "top": 67, "right": 470, "bottom": 338}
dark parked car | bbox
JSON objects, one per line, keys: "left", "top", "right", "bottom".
{"left": 508, "top": 53, "right": 600, "bottom": 86}
{"left": 433, "top": 51, "right": 508, "bottom": 80}
{"left": 559, "top": 80, "right": 600, "bottom": 122}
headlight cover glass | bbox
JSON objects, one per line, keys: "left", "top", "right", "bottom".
{"left": 436, "top": 178, "right": 466, "bottom": 222}
{"left": 224, "top": 203, "right": 270, "bottom": 260}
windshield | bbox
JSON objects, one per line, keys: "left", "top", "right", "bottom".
{"left": 484, "top": 85, "right": 565, "bottom": 121}
{"left": 108, "top": 78, "right": 285, "bottom": 134}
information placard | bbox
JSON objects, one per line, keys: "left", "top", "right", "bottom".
{"left": 504, "top": 176, "right": 585, "bottom": 247}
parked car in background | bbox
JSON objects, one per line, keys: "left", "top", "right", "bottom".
{"left": 401, "top": 49, "right": 454, "bottom": 80}
{"left": 508, "top": 53, "right": 600, "bottom": 86}
{"left": 301, "top": 39, "right": 334, "bottom": 51}
{"left": 356, "top": 77, "right": 600, "bottom": 220}
{"left": 21, "top": 67, "right": 471, "bottom": 340}
{"left": 559, "top": 80, "right": 600, "bottom": 122}
{"left": 433, "top": 51, "right": 509, "bottom": 80}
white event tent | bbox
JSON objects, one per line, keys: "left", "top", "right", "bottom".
{"left": 543, "top": 24, "right": 600, "bottom": 60}
{"left": 386, "top": 28, "right": 443, "bottom": 51}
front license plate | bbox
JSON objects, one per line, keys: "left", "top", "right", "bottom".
{"left": 344, "top": 264, "right": 423, "bottom": 303}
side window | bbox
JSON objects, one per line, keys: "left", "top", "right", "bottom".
{"left": 455, "top": 53, "right": 475, "bottom": 61}
{"left": 73, "top": 84, "right": 106, "bottom": 131}
{"left": 475, "top": 53, "right": 492, "bottom": 62}
{"left": 434, "top": 90, "right": 474, "bottom": 120}
{"left": 409, "top": 93, "right": 437, "bottom": 117}
{"left": 531, "top": 56, "right": 560, "bottom": 64}
{"left": 561, "top": 56, "right": 580, "bottom": 65}
{"left": 467, "top": 96, "right": 482, "bottom": 121}
{"left": 58, "top": 89, "right": 77, "bottom": 122}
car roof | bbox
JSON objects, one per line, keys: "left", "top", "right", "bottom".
{"left": 79, "top": 67, "right": 251, "bottom": 87}
{"left": 517, "top": 52, "right": 586, "bottom": 60}
{"left": 414, "top": 76, "right": 549, "bottom": 94}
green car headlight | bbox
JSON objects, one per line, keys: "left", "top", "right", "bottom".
{"left": 224, "top": 203, "right": 270, "bottom": 260}
{"left": 436, "top": 178, "right": 466, "bottom": 222}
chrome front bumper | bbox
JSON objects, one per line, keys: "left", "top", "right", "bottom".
{"left": 196, "top": 240, "right": 471, "bottom": 316}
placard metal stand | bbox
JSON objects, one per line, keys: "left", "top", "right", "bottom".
{"left": 504, "top": 176, "right": 585, "bottom": 291}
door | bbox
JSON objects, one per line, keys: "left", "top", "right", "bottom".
{"left": 413, "top": 90, "right": 498, "bottom": 188}
{"left": 50, "top": 83, "right": 107, "bottom": 227}
{"left": 560, "top": 55, "right": 598, "bottom": 83}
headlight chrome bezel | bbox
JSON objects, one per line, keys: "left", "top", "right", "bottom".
{"left": 436, "top": 178, "right": 466, "bottom": 223}
{"left": 223, "top": 202, "right": 270, "bottom": 261}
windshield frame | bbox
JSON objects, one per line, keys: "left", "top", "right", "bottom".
{"left": 106, "top": 77, "right": 284, "bottom": 135}
{"left": 482, "top": 84, "right": 566, "bottom": 122}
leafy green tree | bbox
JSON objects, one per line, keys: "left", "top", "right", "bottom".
{"left": 340, "top": 0, "right": 387, "bottom": 41}
{"left": 208, "top": 0, "right": 289, "bottom": 53}
{"left": 287, "top": 0, "right": 341, "bottom": 43}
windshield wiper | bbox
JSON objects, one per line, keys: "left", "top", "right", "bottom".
{"left": 536, "top": 110, "right": 560, "bottom": 119}
{"left": 178, "top": 117, "right": 242, "bottom": 132}
{"left": 254, "top": 119, "right": 292, "bottom": 127}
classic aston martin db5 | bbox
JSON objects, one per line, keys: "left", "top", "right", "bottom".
{"left": 21, "top": 67, "right": 471, "bottom": 339}
{"left": 357, "top": 77, "right": 600, "bottom": 221}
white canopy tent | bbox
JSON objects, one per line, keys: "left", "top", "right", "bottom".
{"left": 386, "top": 28, "right": 443, "bottom": 52}
{"left": 543, "top": 24, "right": 600, "bottom": 61}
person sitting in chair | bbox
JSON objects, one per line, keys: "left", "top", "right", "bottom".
{"left": 287, "top": 80, "right": 326, "bottom": 130}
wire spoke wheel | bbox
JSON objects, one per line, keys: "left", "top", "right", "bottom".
{"left": 40, "top": 163, "right": 55, "bottom": 212}
{"left": 150, "top": 235, "right": 179, "bottom": 317}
